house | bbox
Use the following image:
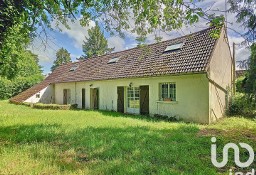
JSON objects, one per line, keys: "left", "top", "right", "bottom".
{"left": 10, "top": 27, "right": 234, "bottom": 124}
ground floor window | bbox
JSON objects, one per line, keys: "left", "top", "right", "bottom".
{"left": 160, "top": 83, "right": 176, "bottom": 101}
{"left": 127, "top": 87, "right": 140, "bottom": 108}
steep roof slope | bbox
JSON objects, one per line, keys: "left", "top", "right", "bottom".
{"left": 10, "top": 27, "right": 218, "bottom": 103}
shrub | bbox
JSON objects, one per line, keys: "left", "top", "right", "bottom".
{"left": 228, "top": 93, "right": 255, "bottom": 116}
{"left": 0, "top": 78, "right": 12, "bottom": 99}
{"left": 71, "top": 104, "right": 78, "bottom": 109}
{"left": 33, "top": 103, "right": 72, "bottom": 110}
{"left": 153, "top": 114, "right": 179, "bottom": 122}
{"left": 236, "top": 76, "right": 246, "bottom": 93}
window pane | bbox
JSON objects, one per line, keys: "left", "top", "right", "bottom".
{"left": 161, "top": 84, "right": 168, "bottom": 99}
{"left": 169, "top": 83, "right": 176, "bottom": 101}
{"left": 127, "top": 87, "right": 140, "bottom": 108}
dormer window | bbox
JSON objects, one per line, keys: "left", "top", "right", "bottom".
{"left": 164, "top": 42, "right": 184, "bottom": 52}
{"left": 108, "top": 57, "right": 120, "bottom": 64}
{"left": 70, "top": 65, "right": 79, "bottom": 71}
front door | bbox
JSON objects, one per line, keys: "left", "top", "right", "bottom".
{"left": 82, "top": 88, "right": 86, "bottom": 109}
{"left": 140, "top": 86, "right": 149, "bottom": 115}
{"left": 117, "top": 87, "right": 124, "bottom": 113}
{"left": 127, "top": 87, "right": 140, "bottom": 114}
{"left": 90, "top": 88, "right": 99, "bottom": 109}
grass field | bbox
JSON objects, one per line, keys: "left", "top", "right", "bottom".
{"left": 0, "top": 100, "right": 255, "bottom": 175}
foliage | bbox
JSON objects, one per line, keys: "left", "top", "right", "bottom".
{"left": 82, "top": 24, "right": 114, "bottom": 58}
{"left": 0, "top": 78, "right": 12, "bottom": 99}
{"left": 228, "top": 0, "right": 256, "bottom": 42}
{"left": 153, "top": 114, "right": 179, "bottom": 122}
{"left": 228, "top": 93, "right": 255, "bottom": 116}
{"left": 0, "top": 23, "right": 31, "bottom": 79}
{"left": 32, "top": 103, "right": 77, "bottom": 110}
{"left": 245, "top": 44, "right": 256, "bottom": 94}
{"left": 0, "top": 100, "right": 255, "bottom": 174}
{"left": 0, "top": 0, "right": 225, "bottom": 54}
{"left": 0, "top": 75, "right": 43, "bottom": 100}
{"left": 236, "top": 76, "right": 246, "bottom": 93}
{"left": 0, "top": 49, "right": 43, "bottom": 99}
{"left": 51, "top": 48, "right": 71, "bottom": 72}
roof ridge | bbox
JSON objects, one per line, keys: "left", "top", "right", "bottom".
{"left": 11, "top": 25, "right": 219, "bottom": 103}
{"left": 77, "top": 26, "right": 214, "bottom": 62}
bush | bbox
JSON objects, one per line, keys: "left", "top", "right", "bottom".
{"left": 33, "top": 103, "right": 72, "bottom": 110}
{"left": 228, "top": 93, "right": 255, "bottom": 116}
{"left": 0, "top": 78, "right": 12, "bottom": 99}
{"left": 236, "top": 76, "right": 246, "bottom": 93}
{"left": 153, "top": 114, "right": 179, "bottom": 122}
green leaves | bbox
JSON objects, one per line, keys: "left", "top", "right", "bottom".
{"left": 51, "top": 48, "right": 71, "bottom": 72}
{"left": 82, "top": 24, "right": 114, "bottom": 58}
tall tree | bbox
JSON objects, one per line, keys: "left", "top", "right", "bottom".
{"left": 51, "top": 48, "right": 71, "bottom": 72}
{"left": 229, "top": 0, "right": 256, "bottom": 43}
{"left": 245, "top": 44, "right": 256, "bottom": 95}
{"left": 82, "top": 24, "right": 114, "bottom": 58}
{"left": 17, "top": 50, "right": 43, "bottom": 77}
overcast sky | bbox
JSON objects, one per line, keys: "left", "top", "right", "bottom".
{"left": 29, "top": 0, "right": 250, "bottom": 74}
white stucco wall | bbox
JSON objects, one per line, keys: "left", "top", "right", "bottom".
{"left": 24, "top": 85, "right": 54, "bottom": 104}
{"left": 208, "top": 28, "right": 233, "bottom": 122}
{"left": 54, "top": 74, "right": 210, "bottom": 123}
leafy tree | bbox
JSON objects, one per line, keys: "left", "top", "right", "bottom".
{"left": 17, "top": 50, "right": 43, "bottom": 77}
{"left": 229, "top": 0, "right": 256, "bottom": 43}
{"left": 51, "top": 48, "right": 71, "bottom": 72}
{"left": 82, "top": 24, "right": 114, "bottom": 58}
{"left": 0, "top": 49, "right": 43, "bottom": 99}
{"left": 245, "top": 44, "right": 256, "bottom": 96}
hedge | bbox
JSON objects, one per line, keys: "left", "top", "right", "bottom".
{"left": 32, "top": 103, "right": 75, "bottom": 110}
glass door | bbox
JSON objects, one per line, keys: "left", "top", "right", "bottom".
{"left": 127, "top": 87, "right": 140, "bottom": 114}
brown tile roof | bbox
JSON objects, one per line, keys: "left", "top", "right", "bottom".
{"left": 10, "top": 27, "right": 218, "bottom": 103}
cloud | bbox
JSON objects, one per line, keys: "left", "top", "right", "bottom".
{"left": 54, "top": 19, "right": 95, "bottom": 49}
{"left": 28, "top": 35, "right": 60, "bottom": 74}
{"left": 107, "top": 36, "right": 126, "bottom": 51}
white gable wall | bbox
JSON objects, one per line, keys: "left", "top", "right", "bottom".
{"left": 54, "top": 74, "right": 210, "bottom": 123}
{"left": 208, "top": 28, "right": 233, "bottom": 123}
{"left": 24, "top": 85, "right": 54, "bottom": 104}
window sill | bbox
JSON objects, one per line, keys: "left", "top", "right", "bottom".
{"left": 156, "top": 101, "right": 178, "bottom": 104}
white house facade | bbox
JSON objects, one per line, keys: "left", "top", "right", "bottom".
{"left": 10, "top": 27, "right": 233, "bottom": 124}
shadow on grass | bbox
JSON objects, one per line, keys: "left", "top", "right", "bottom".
{"left": 0, "top": 123, "right": 255, "bottom": 174}
{"left": 0, "top": 123, "right": 217, "bottom": 174}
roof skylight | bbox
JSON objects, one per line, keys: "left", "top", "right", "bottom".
{"left": 69, "top": 65, "right": 79, "bottom": 71}
{"left": 108, "top": 57, "right": 120, "bottom": 64}
{"left": 164, "top": 42, "right": 184, "bottom": 52}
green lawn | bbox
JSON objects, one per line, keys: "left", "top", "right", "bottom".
{"left": 0, "top": 101, "right": 255, "bottom": 175}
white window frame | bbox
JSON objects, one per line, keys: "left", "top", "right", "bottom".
{"left": 159, "top": 83, "right": 176, "bottom": 101}
{"left": 127, "top": 87, "right": 140, "bottom": 114}
{"left": 127, "top": 87, "right": 140, "bottom": 108}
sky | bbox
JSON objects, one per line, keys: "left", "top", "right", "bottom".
{"left": 28, "top": 0, "right": 251, "bottom": 75}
